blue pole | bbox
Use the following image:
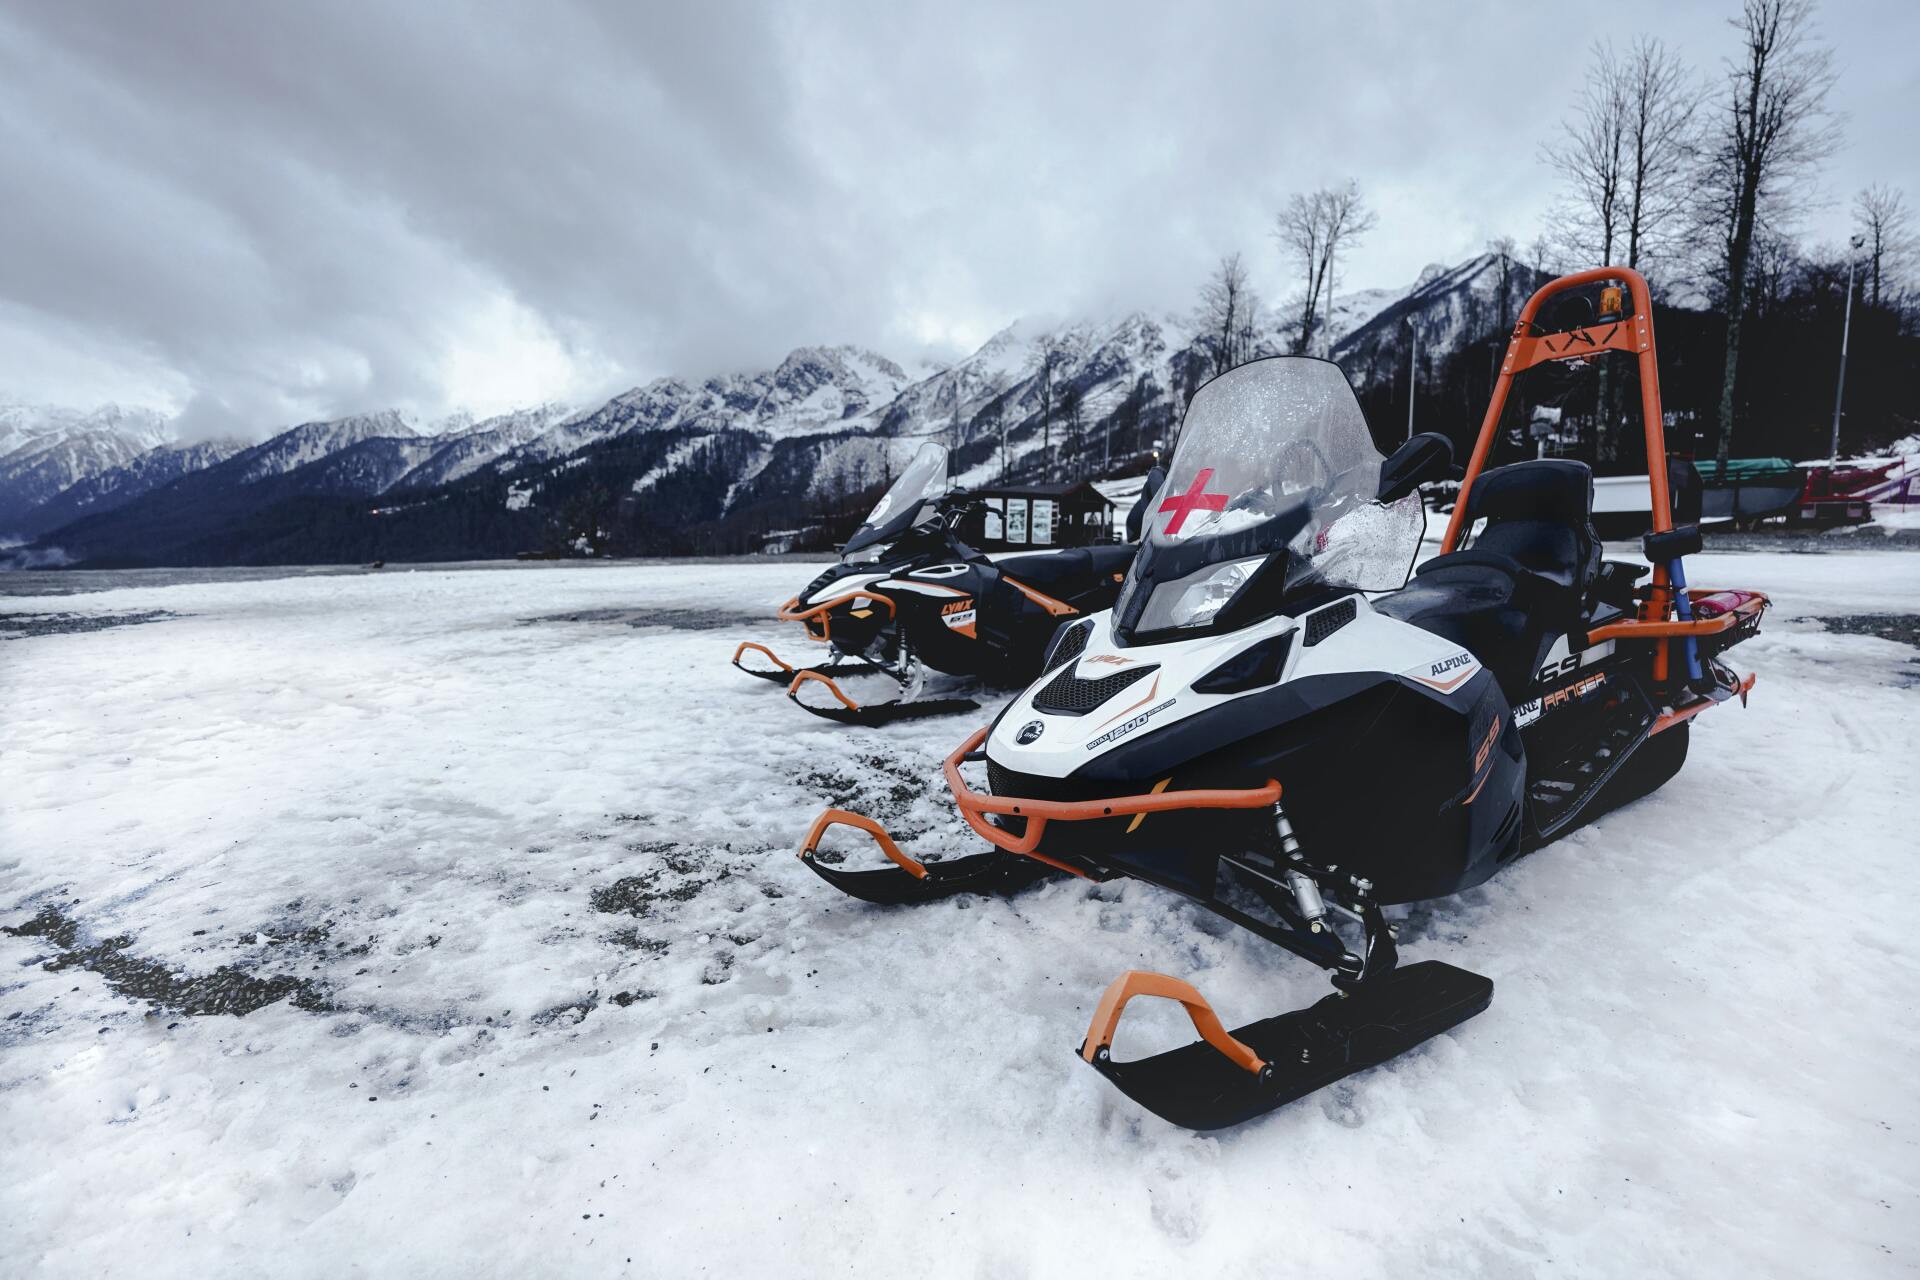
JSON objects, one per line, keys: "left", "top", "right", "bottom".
{"left": 1667, "top": 558, "right": 1703, "bottom": 684}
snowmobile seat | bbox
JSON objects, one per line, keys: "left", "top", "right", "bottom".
{"left": 997, "top": 544, "right": 1134, "bottom": 600}
{"left": 1377, "top": 460, "right": 1601, "bottom": 698}
{"left": 1450, "top": 459, "right": 1602, "bottom": 593}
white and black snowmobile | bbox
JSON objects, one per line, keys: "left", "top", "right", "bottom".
{"left": 734, "top": 440, "right": 1159, "bottom": 726}
{"left": 793, "top": 268, "right": 1770, "bottom": 1128}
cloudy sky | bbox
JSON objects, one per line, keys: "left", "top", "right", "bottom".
{"left": 2, "top": 0, "right": 1913, "bottom": 437}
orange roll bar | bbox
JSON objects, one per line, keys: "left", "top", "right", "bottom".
{"left": 1080, "top": 970, "right": 1267, "bottom": 1075}
{"left": 1440, "top": 266, "right": 1676, "bottom": 683}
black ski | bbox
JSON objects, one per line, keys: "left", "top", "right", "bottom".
{"left": 1083, "top": 961, "right": 1492, "bottom": 1130}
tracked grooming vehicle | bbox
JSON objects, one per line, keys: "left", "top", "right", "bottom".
{"left": 794, "top": 268, "right": 1770, "bottom": 1128}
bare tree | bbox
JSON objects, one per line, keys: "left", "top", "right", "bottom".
{"left": 1058, "top": 382, "right": 1084, "bottom": 477}
{"left": 1548, "top": 39, "right": 1703, "bottom": 462}
{"left": 1028, "top": 336, "right": 1068, "bottom": 482}
{"left": 1746, "top": 224, "right": 1802, "bottom": 320}
{"left": 1621, "top": 38, "right": 1704, "bottom": 275}
{"left": 1854, "top": 185, "right": 1914, "bottom": 309}
{"left": 1488, "top": 236, "right": 1520, "bottom": 335}
{"left": 1274, "top": 183, "right": 1377, "bottom": 355}
{"left": 979, "top": 371, "right": 1009, "bottom": 481}
{"left": 946, "top": 378, "right": 965, "bottom": 450}
{"left": 1528, "top": 232, "right": 1558, "bottom": 278}
{"left": 1702, "top": 0, "right": 1837, "bottom": 473}
{"left": 1544, "top": 44, "right": 1630, "bottom": 267}
{"left": 1197, "top": 252, "right": 1259, "bottom": 375}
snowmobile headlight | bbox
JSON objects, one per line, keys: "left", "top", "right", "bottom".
{"left": 845, "top": 542, "right": 888, "bottom": 564}
{"left": 1142, "top": 556, "right": 1266, "bottom": 631}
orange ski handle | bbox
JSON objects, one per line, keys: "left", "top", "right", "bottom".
{"left": 732, "top": 640, "right": 793, "bottom": 673}
{"left": 941, "top": 726, "right": 1281, "bottom": 861}
{"left": 788, "top": 669, "right": 860, "bottom": 711}
{"left": 1080, "top": 970, "right": 1267, "bottom": 1076}
{"left": 799, "top": 808, "right": 927, "bottom": 878}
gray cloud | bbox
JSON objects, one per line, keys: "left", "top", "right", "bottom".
{"left": 2, "top": 0, "right": 1913, "bottom": 437}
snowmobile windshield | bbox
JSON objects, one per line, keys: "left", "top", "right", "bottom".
{"left": 842, "top": 441, "right": 950, "bottom": 559}
{"left": 1111, "top": 357, "right": 1423, "bottom": 643}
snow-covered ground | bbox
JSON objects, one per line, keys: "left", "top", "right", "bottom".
{"left": 3, "top": 552, "right": 1916, "bottom": 1277}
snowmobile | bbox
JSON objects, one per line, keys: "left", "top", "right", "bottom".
{"left": 792, "top": 267, "right": 1770, "bottom": 1128}
{"left": 732, "top": 440, "right": 1157, "bottom": 725}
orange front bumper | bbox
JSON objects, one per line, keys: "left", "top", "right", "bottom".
{"left": 776, "top": 590, "right": 896, "bottom": 645}
{"left": 940, "top": 726, "right": 1283, "bottom": 874}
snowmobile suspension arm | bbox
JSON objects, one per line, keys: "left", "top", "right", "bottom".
{"left": 1079, "top": 971, "right": 1268, "bottom": 1076}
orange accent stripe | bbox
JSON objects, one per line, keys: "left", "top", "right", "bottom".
{"left": 1093, "top": 674, "right": 1161, "bottom": 729}
{"left": 1080, "top": 970, "right": 1266, "bottom": 1075}
{"left": 1408, "top": 666, "right": 1477, "bottom": 693}
{"left": 1004, "top": 576, "right": 1079, "bottom": 617}
{"left": 1125, "top": 778, "right": 1172, "bottom": 834}
{"left": 1473, "top": 714, "right": 1502, "bottom": 772}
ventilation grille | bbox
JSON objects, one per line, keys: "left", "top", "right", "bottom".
{"left": 1032, "top": 662, "right": 1158, "bottom": 716}
{"left": 1303, "top": 597, "right": 1357, "bottom": 647}
{"left": 801, "top": 566, "right": 844, "bottom": 601}
{"left": 1044, "top": 620, "right": 1092, "bottom": 673}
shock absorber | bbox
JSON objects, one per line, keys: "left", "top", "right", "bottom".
{"left": 1275, "top": 803, "right": 1328, "bottom": 931}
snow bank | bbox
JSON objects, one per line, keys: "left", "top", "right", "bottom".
{"left": 2, "top": 554, "right": 1916, "bottom": 1276}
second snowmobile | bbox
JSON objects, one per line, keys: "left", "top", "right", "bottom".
{"left": 792, "top": 267, "right": 1770, "bottom": 1128}
{"left": 733, "top": 441, "right": 1157, "bottom": 725}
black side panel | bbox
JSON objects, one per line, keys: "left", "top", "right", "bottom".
{"left": 991, "top": 670, "right": 1525, "bottom": 906}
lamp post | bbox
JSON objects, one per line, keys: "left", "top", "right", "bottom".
{"left": 1403, "top": 316, "right": 1419, "bottom": 441}
{"left": 1830, "top": 233, "right": 1865, "bottom": 463}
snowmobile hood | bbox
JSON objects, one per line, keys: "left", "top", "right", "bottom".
{"left": 987, "top": 597, "right": 1483, "bottom": 782}
{"left": 1112, "top": 358, "right": 1424, "bottom": 646}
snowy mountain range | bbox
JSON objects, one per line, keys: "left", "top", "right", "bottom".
{"left": 0, "top": 404, "right": 175, "bottom": 533}
{"left": 4, "top": 252, "right": 1538, "bottom": 566}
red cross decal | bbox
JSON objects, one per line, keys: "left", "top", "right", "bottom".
{"left": 1157, "top": 467, "right": 1228, "bottom": 535}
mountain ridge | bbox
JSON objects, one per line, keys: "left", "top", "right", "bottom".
{"left": 8, "top": 254, "right": 1536, "bottom": 566}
